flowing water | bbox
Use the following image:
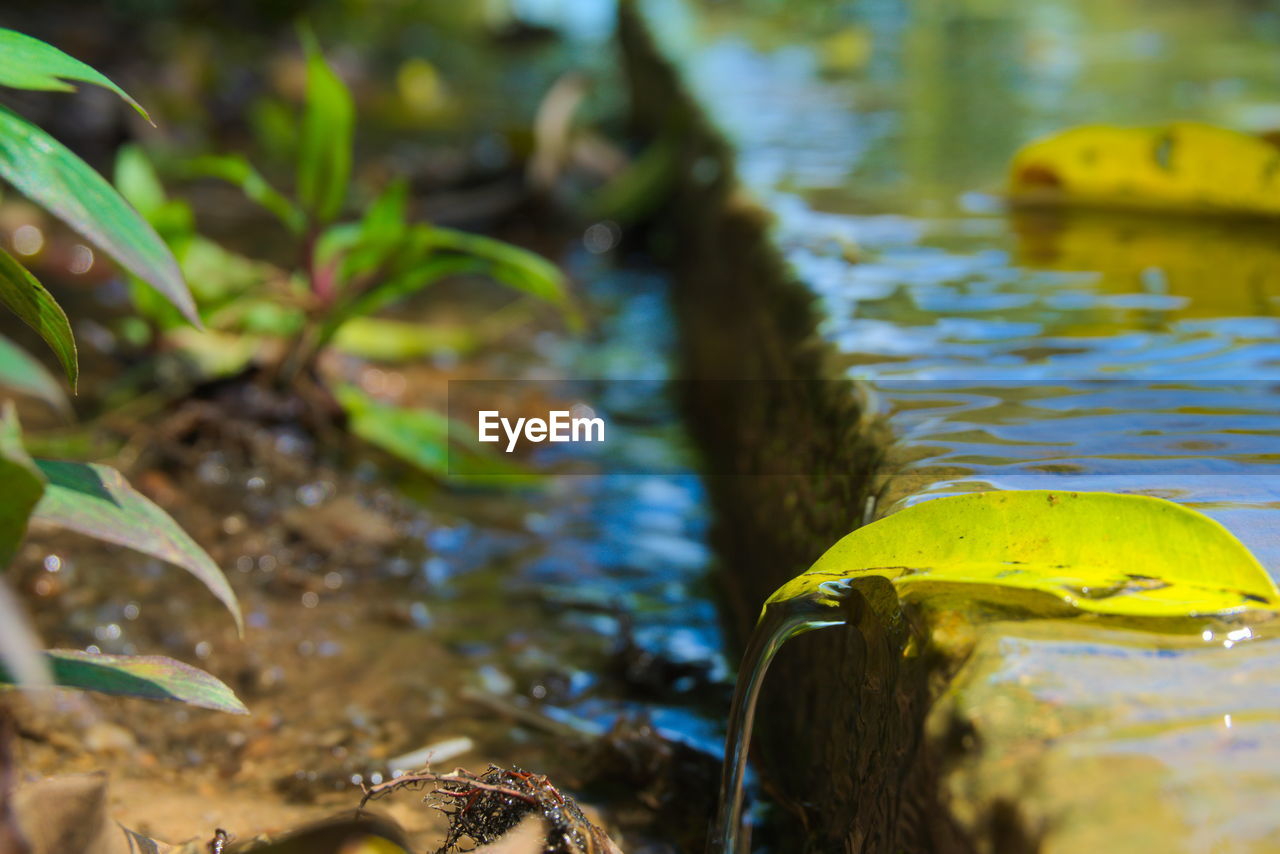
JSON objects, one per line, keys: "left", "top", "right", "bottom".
{"left": 710, "top": 579, "right": 880, "bottom": 854}
{"left": 655, "top": 0, "right": 1280, "bottom": 553}
{"left": 636, "top": 0, "right": 1280, "bottom": 849}
{"left": 710, "top": 594, "right": 841, "bottom": 854}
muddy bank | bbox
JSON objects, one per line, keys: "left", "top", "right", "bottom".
{"left": 617, "top": 5, "right": 969, "bottom": 852}
{"left": 7, "top": 246, "right": 726, "bottom": 853}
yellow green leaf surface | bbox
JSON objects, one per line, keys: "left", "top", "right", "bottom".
{"left": 1009, "top": 122, "right": 1280, "bottom": 217}
{"left": 0, "top": 247, "right": 77, "bottom": 388}
{"left": 766, "top": 491, "right": 1280, "bottom": 620}
{"left": 0, "top": 649, "right": 248, "bottom": 714}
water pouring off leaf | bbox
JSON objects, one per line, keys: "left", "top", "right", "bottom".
{"left": 711, "top": 490, "right": 1279, "bottom": 854}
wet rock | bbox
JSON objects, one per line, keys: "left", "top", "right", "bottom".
{"left": 929, "top": 619, "right": 1280, "bottom": 853}
{"left": 12, "top": 773, "right": 131, "bottom": 854}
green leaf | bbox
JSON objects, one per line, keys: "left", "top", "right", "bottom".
{"left": 31, "top": 460, "right": 242, "bottom": 633}
{"left": 335, "top": 385, "right": 538, "bottom": 484}
{"left": 0, "top": 333, "right": 70, "bottom": 413}
{"left": 186, "top": 154, "right": 305, "bottom": 234}
{"left": 296, "top": 30, "right": 353, "bottom": 224}
{"left": 0, "top": 28, "right": 149, "bottom": 121}
{"left": 113, "top": 144, "right": 168, "bottom": 220}
{"left": 0, "top": 246, "right": 76, "bottom": 389}
{"left": 319, "top": 254, "right": 487, "bottom": 346}
{"left": 0, "top": 407, "right": 51, "bottom": 687}
{"left": 114, "top": 145, "right": 197, "bottom": 240}
{"left": 0, "top": 403, "right": 45, "bottom": 566}
{"left": 249, "top": 96, "right": 299, "bottom": 167}
{"left": 769, "top": 490, "right": 1280, "bottom": 620}
{"left": 0, "top": 106, "right": 199, "bottom": 325}
{"left": 424, "top": 226, "right": 570, "bottom": 306}
{"left": 331, "top": 316, "right": 477, "bottom": 362}
{"left": 362, "top": 178, "right": 409, "bottom": 240}
{"left": 0, "top": 649, "right": 248, "bottom": 714}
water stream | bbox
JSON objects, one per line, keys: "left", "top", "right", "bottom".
{"left": 709, "top": 585, "right": 852, "bottom": 854}
{"left": 637, "top": 0, "right": 1280, "bottom": 848}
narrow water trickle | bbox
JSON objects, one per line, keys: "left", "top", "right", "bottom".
{"left": 710, "top": 579, "right": 867, "bottom": 854}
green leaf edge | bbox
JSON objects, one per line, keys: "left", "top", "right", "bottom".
{"left": 0, "top": 28, "right": 150, "bottom": 122}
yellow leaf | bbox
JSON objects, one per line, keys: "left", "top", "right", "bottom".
{"left": 1009, "top": 122, "right": 1280, "bottom": 217}
{"left": 767, "top": 491, "right": 1280, "bottom": 620}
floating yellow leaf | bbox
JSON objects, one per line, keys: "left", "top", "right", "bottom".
{"left": 1009, "top": 122, "right": 1280, "bottom": 217}
{"left": 767, "top": 491, "right": 1280, "bottom": 620}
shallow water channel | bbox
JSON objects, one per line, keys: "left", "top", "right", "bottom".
{"left": 640, "top": 0, "right": 1280, "bottom": 849}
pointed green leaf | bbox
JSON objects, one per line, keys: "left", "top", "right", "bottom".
{"left": 425, "top": 226, "right": 570, "bottom": 306}
{"left": 0, "top": 247, "right": 76, "bottom": 388}
{"left": 297, "top": 31, "right": 353, "bottom": 224}
{"left": 770, "top": 490, "right": 1280, "bottom": 620}
{"left": 336, "top": 384, "right": 450, "bottom": 476}
{"left": 362, "top": 178, "right": 409, "bottom": 239}
{"left": 0, "top": 333, "right": 69, "bottom": 413}
{"left": 185, "top": 154, "right": 305, "bottom": 234}
{"left": 336, "top": 385, "right": 538, "bottom": 484}
{"left": 31, "top": 460, "right": 242, "bottom": 633}
{"left": 0, "top": 403, "right": 45, "bottom": 566}
{"left": 0, "top": 106, "right": 199, "bottom": 325}
{"left": 0, "top": 28, "right": 149, "bottom": 120}
{"left": 0, "top": 650, "right": 248, "bottom": 714}
{"left": 113, "top": 144, "right": 168, "bottom": 220}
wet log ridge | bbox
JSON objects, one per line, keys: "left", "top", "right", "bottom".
{"left": 618, "top": 4, "right": 974, "bottom": 852}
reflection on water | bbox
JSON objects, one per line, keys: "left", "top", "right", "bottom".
{"left": 662, "top": 0, "right": 1280, "bottom": 844}
{"left": 670, "top": 0, "right": 1280, "bottom": 561}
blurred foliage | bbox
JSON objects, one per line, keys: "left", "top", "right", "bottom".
{"left": 0, "top": 28, "right": 241, "bottom": 713}
{"left": 112, "top": 32, "right": 575, "bottom": 481}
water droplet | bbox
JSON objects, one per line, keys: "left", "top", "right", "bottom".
{"left": 584, "top": 221, "right": 621, "bottom": 254}
{"left": 12, "top": 224, "right": 43, "bottom": 256}
{"left": 68, "top": 245, "right": 94, "bottom": 274}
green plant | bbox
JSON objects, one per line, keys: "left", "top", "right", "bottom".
{"left": 113, "top": 31, "right": 575, "bottom": 479}
{"left": 0, "top": 28, "right": 244, "bottom": 713}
